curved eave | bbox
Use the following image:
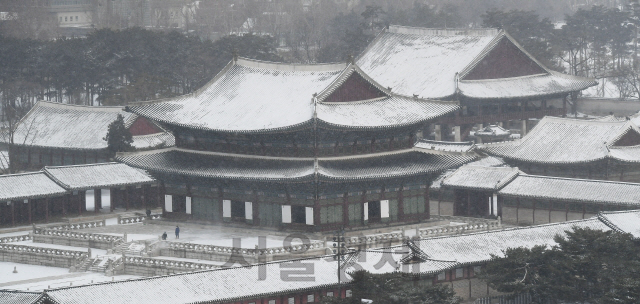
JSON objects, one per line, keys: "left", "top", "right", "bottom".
{"left": 127, "top": 106, "right": 315, "bottom": 134}
{"left": 478, "top": 145, "right": 608, "bottom": 165}
{"left": 458, "top": 74, "right": 597, "bottom": 101}
{"left": 316, "top": 106, "right": 459, "bottom": 131}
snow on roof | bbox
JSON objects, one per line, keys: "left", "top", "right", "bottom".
{"left": 12, "top": 102, "right": 135, "bottom": 150}
{"left": 442, "top": 166, "right": 519, "bottom": 191}
{"left": 458, "top": 72, "right": 595, "bottom": 100}
{"left": 116, "top": 148, "right": 476, "bottom": 182}
{"left": 474, "top": 125, "right": 510, "bottom": 137}
{"left": 466, "top": 156, "right": 506, "bottom": 167}
{"left": 43, "top": 163, "right": 156, "bottom": 191}
{"left": 499, "top": 175, "right": 640, "bottom": 206}
{"left": 342, "top": 248, "right": 458, "bottom": 276}
{"left": 129, "top": 58, "right": 345, "bottom": 133}
{"left": 598, "top": 210, "right": 640, "bottom": 239}
{"left": 0, "top": 290, "right": 42, "bottom": 304}
{"left": 317, "top": 96, "right": 458, "bottom": 130}
{"left": 45, "top": 256, "right": 342, "bottom": 304}
{"left": 412, "top": 218, "right": 610, "bottom": 267}
{"left": 480, "top": 116, "right": 640, "bottom": 164}
{"left": 414, "top": 140, "right": 476, "bottom": 154}
{"left": 11, "top": 102, "right": 172, "bottom": 150}
{"left": 0, "top": 172, "right": 67, "bottom": 202}
{"left": 608, "top": 145, "right": 640, "bottom": 162}
{"left": 356, "top": 26, "right": 499, "bottom": 99}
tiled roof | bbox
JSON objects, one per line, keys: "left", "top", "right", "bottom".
{"left": 10, "top": 102, "right": 172, "bottom": 150}
{"left": 0, "top": 290, "right": 42, "bottom": 304}
{"left": 458, "top": 72, "right": 596, "bottom": 100}
{"left": 117, "top": 148, "right": 476, "bottom": 182}
{"left": 480, "top": 116, "right": 640, "bottom": 164}
{"left": 608, "top": 145, "right": 640, "bottom": 163}
{"left": 499, "top": 175, "right": 640, "bottom": 206}
{"left": 442, "top": 166, "right": 519, "bottom": 191}
{"left": 317, "top": 151, "right": 477, "bottom": 181}
{"left": 475, "top": 125, "right": 510, "bottom": 137}
{"left": 466, "top": 156, "right": 506, "bottom": 167}
{"left": 117, "top": 149, "right": 316, "bottom": 182}
{"left": 598, "top": 210, "right": 640, "bottom": 239}
{"left": 129, "top": 58, "right": 345, "bottom": 133}
{"left": 357, "top": 26, "right": 499, "bottom": 99}
{"left": 414, "top": 140, "right": 476, "bottom": 154}
{"left": 44, "top": 256, "right": 342, "bottom": 304}
{"left": 0, "top": 172, "right": 67, "bottom": 201}
{"left": 412, "top": 218, "right": 610, "bottom": 267}
{"left": 43, "top": 163, "right": 156, "bottom": 191}
{"left": 317, "top": 96, "right": 458, "bottom": 130}
{"left": 132, "top": 132, "right": 175, "bottom": 150}
{"left": 342, "top": 248, "right": 459, "bottom": 276}
{"left": 315, "top": 63, "right": 390, "bottom": 102}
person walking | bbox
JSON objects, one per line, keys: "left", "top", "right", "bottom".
{"left": 175, "top": 226, "right": 180, "bottom": 239}
{"left": 162, "top": 232, "right": 167, "bottom": 240}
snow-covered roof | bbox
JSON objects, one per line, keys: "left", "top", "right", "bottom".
{"left": 132, "top": 133, "right": 175, "bottom": 150}
{"left": 44, "top": 256, "right": 342, "bottom": 304}
{"left": 0, "top": 290, "right": 42, "bottom": 304}
{"left": 598, "top": 210, "right": 640, "bottom": 239}
{"left": 129, "top": 58, "right": 458, "bottom": 133}
{"left": 129, "top": 58, "right": 345, "bottom": 133}
{"left": 465, "top": 156, "right": 506, "bottom": 167}
{"left": 499, "top": 175, "right": 640, "bottom": 206}
{"left": 43, "top": 163, "right": 156, "bottom": 191}
{"left": 412, "top": 218, "right": 610, "bottom": 267}
{"left": 474, "top": 125, "right": 510, "bottom": 137}
{"left": 0, "top": 172, "right": 67, "bottom": 201}
{"left": 608, "top": 145, "right": 640, "bottom": 162}
{"left": 116, "top": 148, "right": 477, "bottom": 182}
{"left": 357, "top": 26, "right": 594, "bottom": 100}
{"left": 458, "top": 71, "right": 596, "bottom": 100}
{"left": 414, "top": 140, "right": 476, "bottom": 154}
{"left": 480, "top": 116, "right": 640, "bottom": 164}
{"left": 11, "top": 102, "right": 173, "bottom": 150}
{"left": 442, "top": 166, "right": 519, "bottom": 191}
{"left": 357, "top": 26, "right": 499, "bottom": 99}
{"left": 342, "top": 248, "right": 459, "bottom": 276}
{"left": 316, "top": 96, "right": 458, "bottom": 130}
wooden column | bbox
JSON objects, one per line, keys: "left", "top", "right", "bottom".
{"left": 45, "top": 198, "right": 50, "bottom": 223}
{"left": 94, "top": 188, "right": 101, "bottom": 213}
{"left": 424, "top": 185, "right": 430, "bottom": 220}
{"left": 28, "top": 199, "right": 32, "bottom": 224}
{"left": 342, "top": 193, "right": 349, "bottom": 227}
{"left": 466, "top": 191, "right": 471, "bottom": 216}
{"left": 110, "top": 188, "right": 115, "bottom": 212}
{"left": 124, "top": 187, "right": 130, "bottom": 211}
{"left": 314, "top": 198, "right": 320, "bottom": 230}
{"left": 11, "top": 201, "right": 15, "bottom": 226}
{"left": 398, "top": 185, "right": 405, "bottom": 222}
{"left": 63, "top": 194, "right": 69, "bottom": 216}
{"left": 78, "top": 191, "right": 84, "bottom": 215}
{"left": 141, "top": 185, "right": 147, "bottom": 209}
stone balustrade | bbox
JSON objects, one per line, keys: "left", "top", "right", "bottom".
{"left": 167, "top": 241, "right": 324, "bottom": 256}
{"left": 0, "top": 234, "right": 31, "bottom": 243}
{"left": 121, "top": 256, "right": 219, "bottom": 276}
{"left": 0, "top": 243, "right": 88, "bottom": 268}
{"left": 44, "top": 220, "right": 107, "bottom": 230}
{"left": 33, "top": 227, "right": 124, "bottom": 250}
{"left": 0, "top": 243, "right": 88, "bottom": 258}
{"left": 118, "top": 213, "right": 161, "bottom": 224}
{"left": 417, "top": 221, "right": 501, "bottom": 238}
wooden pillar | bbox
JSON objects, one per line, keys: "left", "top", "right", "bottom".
{"left": 28, "top": 199, "right": 32, "bottom": 224}
{"left": 63, "top": 194, "right": 69, "bottom": 216}
{"left": 94, "top": 188, "right": 101, "bottom": 213}
{"left": 424, "top": 184, "right": 430, "bottom": 220}
{"left": 398, "top": 185, "right": 405, "bottom": 221}
{"left": 78, "top": 191, "right": 84, "bottom": 215}
{"left": 466, "top": 191, "right": 471, "bottom": 216}
{"left": 45, "top": 197, "right": 50, "bottom": 223}
{"left": 124, "top": 187, "right": 130, "bottom": 211}
{"left": 110, "top": 188, "right": 115, "bottom": 212}
{"left": 253, "top": 190, "right": 260, "bottom": 226}
{"left": 141, "top": 185, "right": 147, "bottom": 209}
{"left": 342, "top": 193, "right": 349, "bottom": 227}
{"left": 11, "top": 201, "right": 15, "bottom": 226}
{"left": 314, "top": 198, "right": 320, "bottom": 230}
{"left": 562, "top": 95, "right": 567, "bottom": 115}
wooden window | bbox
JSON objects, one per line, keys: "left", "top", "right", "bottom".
{"left": 288, "top": 297, "right": 294, "bottom": 304}
{"left": 268, "top": 300, "right": 276, "bottom": 304}
{"left": 345, "top": 290, "right": 352, "bottom": 297}
{"left": 326, "top": 292, "right": 334, "bottom": 297}
{"left": 455, "top": 268, "right": 464, "bottom": 279}
{"left": 437, "top": 272, "right": 446, "bottom": 281}
{"left": 307, "top": 294, "right": 315, "bottom": 302}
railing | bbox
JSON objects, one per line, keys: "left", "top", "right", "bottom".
{"left": 33, "top": 227, "right": 125, "bottom": 244}
{"left": 118, "top": 213, "right": 161, "bottom": 224}
{"left": 417, "top": 221, "right": 501, "bottom": 238}
{"left": 0, "top": 234, "right": 31, "bottom": 243}
{"left": 473, "top": 294, "right": 533, "bottom": 304}
{"left": 44, "top": 220, "right": 107, "bottom": 230}
{"left": 166, "top": 241, "right": 325, "bottom": 256}
{"left": 0, "top": 243, "right": 88, "bottom": 259}
{"left": 439, "top": 108, "right": 565, "bottom": 125}
{"left": 123, "top": 256, "right": 220, "bottom": 271}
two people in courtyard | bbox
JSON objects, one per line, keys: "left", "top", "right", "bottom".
{"left": 161, "top": 226, "right": 180, "bottom": 240}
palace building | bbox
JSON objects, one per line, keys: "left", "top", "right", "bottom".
{"left": 113, "top": 26, "right": 595, "bottom": 231}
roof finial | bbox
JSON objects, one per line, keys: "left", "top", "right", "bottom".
{"left": 387, "top": 87, "right": 392, "bottom": 92}
{"left": 347, "top": 54, "right": 354, "bottom": 65}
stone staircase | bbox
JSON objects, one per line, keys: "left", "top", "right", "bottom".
{"left": 88, "top": 257, "right": 109, "bottom": 273}
{"left": 117, "top": 242, "right": 146, "bottom": 256}
{"left": 78, "top": 257, "right": 94, "bottom": 272}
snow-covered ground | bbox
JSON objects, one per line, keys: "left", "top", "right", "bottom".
{"left": 0, "top": 262, "right": 140, "bottom": 291}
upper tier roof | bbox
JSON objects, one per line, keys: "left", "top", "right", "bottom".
{"left": 11, "top": 102, "right": 174, "bottom": 150}
{"left": 116, "top": 144, "right": 477, "bottom": 183}
{"left": 442, "top": 165, "right": 520, "bottom": 191}
{"left": 357, "top": 25, "right": 595, "bottom": 100}
{"left": 43, "top": 162, "right": 156, "bottom": 191}
{"left": 480, "top": 116, "right": 640, "bottom": 164}
{"left": 128, "top": 58, "right": 458, "bottom": 133}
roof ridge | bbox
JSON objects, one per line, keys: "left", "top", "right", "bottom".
{"left": 37, "top": 101, "right": 125, "bottom": 111}
{"left": 0, "top": 171, "right": 46, "bottom": 178}
{"left": 236, "top": 57, "right": 346, "bottom": 72}
{"left": 519, "top": 174, "right": 640, "bottom": 186}
{"left": 387, "top": 25, "right": 499, "bottom": 37}
{"left": 44, "top": 162, "right": 121, "bottom": 170}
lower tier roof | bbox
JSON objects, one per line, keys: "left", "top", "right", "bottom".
{"left": 116, "top": 148, "right": 477, "bottom": 183}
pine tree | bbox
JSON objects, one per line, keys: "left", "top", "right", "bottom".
{"left": 103, "top": 114, "right": 133, "bottom": 154}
